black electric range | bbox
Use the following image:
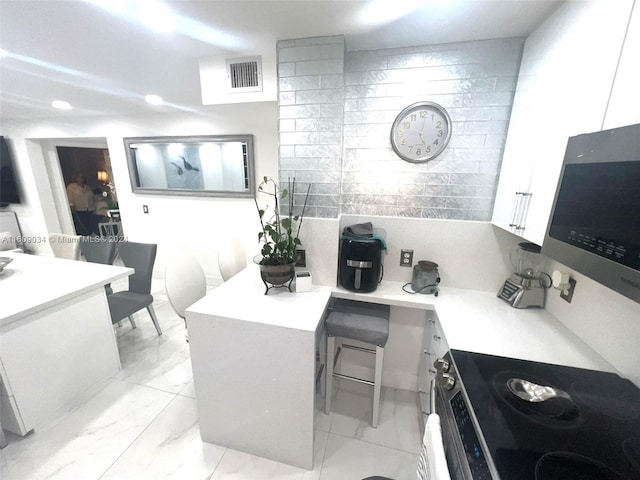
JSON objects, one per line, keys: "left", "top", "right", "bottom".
{"left": 440, "top": 349, "right": 640, "bottom": 480}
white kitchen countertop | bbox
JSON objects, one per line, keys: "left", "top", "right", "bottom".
{"left": 333, "top": 281, "right": 618, "bottom": 374}
{"left": 188, "top": 265, "right": 333, "bottom": 332}
{"left": 0, "top": 252, "right": 133, "bottom": 327}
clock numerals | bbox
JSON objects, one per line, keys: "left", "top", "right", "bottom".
{"left": 391, "top": 102, "right": 451, "bottom": 162}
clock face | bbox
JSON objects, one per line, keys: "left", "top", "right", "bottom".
{"left": 390, "top": 102, "right": 452, "bottom": 163}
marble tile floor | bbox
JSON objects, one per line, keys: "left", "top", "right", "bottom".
{"left": 0, "top": 280, "right": 422, "bottom": 480}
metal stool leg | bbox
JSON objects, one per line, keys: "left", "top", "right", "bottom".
{"left": 325, "top": 335, "right": 335, "bottom": 414}
{"left": 147, "top": 305, "right": 162, "bottom": 335}
{"left": 128, "top": 315, "right": 137, "bottom": 329}
{"left": 372, "top": 345, "right": 384, "bottom": 428}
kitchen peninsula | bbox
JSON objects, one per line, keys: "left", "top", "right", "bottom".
{"left": 186, "top": 266, "right": 332, "bottom": 470}
{"left": 0, "top": 252, "right": 132, "bottom": 436}
{"left": 186, "top": 265, "right": 617, "bottom": 470}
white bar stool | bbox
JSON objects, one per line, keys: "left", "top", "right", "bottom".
{"left": 324, "top": 298, "right": 390, "bottom": 428}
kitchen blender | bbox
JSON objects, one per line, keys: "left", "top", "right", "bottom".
{"left": 498, "top": 242, "right": 546, "bottom": 308}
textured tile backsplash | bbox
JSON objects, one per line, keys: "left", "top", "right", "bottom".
{"left": 278, "top": 36, "right": 524, "bottom": 220}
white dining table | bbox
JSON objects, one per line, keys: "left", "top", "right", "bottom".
{"left": 0, "top": 252, "right": 132, "bottom": 436}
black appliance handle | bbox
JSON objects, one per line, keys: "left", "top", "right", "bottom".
{"left": 378, "top": 262, "right": 384, "bottom": 284}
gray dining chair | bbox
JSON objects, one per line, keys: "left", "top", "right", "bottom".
{"left": 107, "top": 241, "right": 162, "bottom": 335}
{"left": 80, "top": 237, "right": 117, "bottom": 294}
{"left": 80, "top": 237, "right": 117, "bottom": 265}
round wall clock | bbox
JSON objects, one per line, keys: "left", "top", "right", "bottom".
{"left": 390, "top": 101, "right": 452, "bottom": 163}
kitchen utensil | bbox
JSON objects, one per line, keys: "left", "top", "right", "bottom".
{"left": 411, "top": 261, "right": 440, "bottom": 295}
{"left": 507, "top": 378, "right": 572, "bottom": 403}
{"left": 498, "top": 242, "right": 546, "bottom": 308}
{"left": 338, "top": 237, "right": 384, "bottom": 292}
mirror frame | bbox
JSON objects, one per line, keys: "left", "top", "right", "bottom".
{"left": 123, "top": 134, "right": 255, "bottom": 198}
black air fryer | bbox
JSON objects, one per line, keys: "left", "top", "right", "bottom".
{"left": 339, "top": 238, "right": 384, "bottom": 292}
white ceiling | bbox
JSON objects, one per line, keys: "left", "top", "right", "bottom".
{"left": 0, "top": 0, "right": 563, "bottom": 120}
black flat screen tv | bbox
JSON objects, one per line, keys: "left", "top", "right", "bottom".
{"left": 0, "top": 136, "right": 22, "bottom": 205}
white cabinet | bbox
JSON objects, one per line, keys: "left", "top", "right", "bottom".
{"left": 417, "top": 311, "right": 448, "bottom": 421}
{"left": 604, "top": 3, "right": 640, "bottom": 130}
{"left": 492, "top": 1, "right": 634, "bottom": 245}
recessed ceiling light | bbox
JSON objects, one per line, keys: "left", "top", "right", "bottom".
{"left": 358, "top": 0, "right": 449, "bottom": 26}
{"left": 145, "top": 94, "right": 163, "bottom": 105}
{"left": 139, "top": 1, "right": 176, "bottom": 33}
{"left": 0, "top": 48, "right": 7, "bottom": 57}
{"left": 52, "top": 100, "right": 72, "bottom": 110}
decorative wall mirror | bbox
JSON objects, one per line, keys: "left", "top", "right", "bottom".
{"left": 123, "top": 134, "right": 255, "bottom": 197}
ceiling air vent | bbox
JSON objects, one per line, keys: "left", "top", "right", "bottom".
{"left": 226, "top": 56, "right": 263, "bottom": 93}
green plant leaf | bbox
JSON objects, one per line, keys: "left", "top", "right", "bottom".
{"left": 280, "top": 189, "right": 288, "bottom": 199}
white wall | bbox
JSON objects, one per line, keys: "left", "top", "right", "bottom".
{"left": 1, "top": 103, "right": 279, "bottom": 283}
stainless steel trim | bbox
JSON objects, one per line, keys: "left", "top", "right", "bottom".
{"left": 342, "top": 344, "right": 376, "bottom": 355}
{"left": 436, "top": 352, "right": 501, "bottom": 480}
{"left": 332, "top": 372, "right": 374, "bottom": 386}
{"left": 347, "top": 259, "right": 373, "bottom": 268}
{"left": 429, "top": 378, "right": 436, "bottom": 413}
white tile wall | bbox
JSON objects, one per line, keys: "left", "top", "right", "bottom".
{"left": 278, "top": 36, "right": 525, "bottom": 221}
{"left": 278, "top": 36, "right": 345, "bottom": 219}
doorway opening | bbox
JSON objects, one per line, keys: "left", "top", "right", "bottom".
{"left": 57, "top": 146, "right": 120, "bottom": 236}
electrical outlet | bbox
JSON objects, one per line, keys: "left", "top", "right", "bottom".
{"left": 560, "top": 277, "right": 576, "bottom": 303}
{"left": 400, "top": 249, "right": 413, "bottom": 267}
{"left": 295, "top": 249, "right": 306, "bottom": 267}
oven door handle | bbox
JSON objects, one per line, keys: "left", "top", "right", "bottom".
{"left": 418, "top": 413, "right": 453, "bottom": 480}
{"left": 430, "top": 378, "right": 437, "bottom": 413}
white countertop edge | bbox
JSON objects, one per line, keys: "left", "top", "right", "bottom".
{"left": 186, "top": 269, "right": 617, "bottom": 376}
{"left": 0, "top": 252, "right": 133, "bottom": 328}
{"left": 187, "top": 267, "right": 333, "bottom": 332}
{"left": 332, "top": 280, "right": 618, "bottom": 375}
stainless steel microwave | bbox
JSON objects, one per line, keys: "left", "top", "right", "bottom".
{"left": 543, "top": 123, "right": 640, "bottom": 304}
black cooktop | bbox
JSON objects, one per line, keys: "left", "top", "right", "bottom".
{"left": 451, "top": 350, "right": 640, "bottom": 480}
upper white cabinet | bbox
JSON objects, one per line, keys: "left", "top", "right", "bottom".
{"left": 492, "top": 1, "right": 635, "bottom": 246}
{"left": 604, "top": 2, "right": 640, "bottom": 130}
